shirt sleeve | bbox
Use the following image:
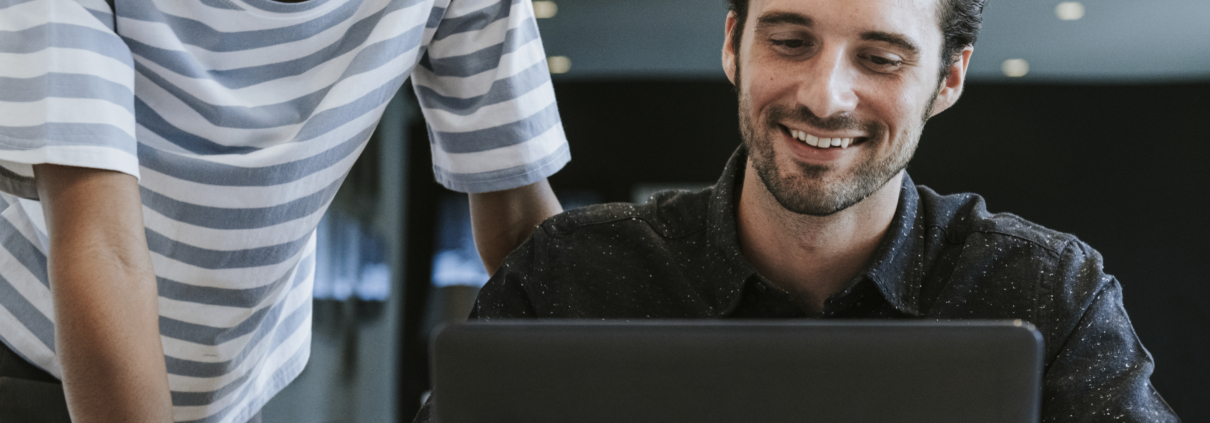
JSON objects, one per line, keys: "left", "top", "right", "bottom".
{"left": 1040, "top": 241, "right": 1179, "bottom": 422}
{"left": 410, "top": 0, "right": 570, "bottom": 194}
{"left": 0, "top": 0, "right": 138, "bottom": 200}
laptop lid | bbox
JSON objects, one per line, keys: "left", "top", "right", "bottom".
{"left": 431, "top": 320, "right": 1042, "bottom": 423}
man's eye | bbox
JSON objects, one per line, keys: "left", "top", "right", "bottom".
{"left": 771, "top": 39, "right": 807, "bottom": 49}
{"left": 861, "top": 54, "right": 904, "bottom": 70}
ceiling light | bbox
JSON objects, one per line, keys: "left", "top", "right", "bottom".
{"left": 1002, "top": 59, "right": 1029, "bottom": 78}
{"left": 547, "top": 56, "right": 571, "bottom": 74}
{"left": 533, "top": 1, "right": 557, "bottom": 19}
{"left": 1055, "top": 2, "right": 1084, "bottom": 21}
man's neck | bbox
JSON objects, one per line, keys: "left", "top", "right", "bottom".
{"left": 736, "top": 160, "right": 902, "bottom": 313}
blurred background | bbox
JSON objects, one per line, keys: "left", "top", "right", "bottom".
{"left": 261, "top": 0, "right": 1210, "bottom": 421}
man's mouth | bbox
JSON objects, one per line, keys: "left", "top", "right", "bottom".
{"left": 780, "top": 125, "right": 866, "bottom": 150}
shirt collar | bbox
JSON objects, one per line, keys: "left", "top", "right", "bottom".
{"left": 706, "top": 145, "right": 924, "bottom": 317}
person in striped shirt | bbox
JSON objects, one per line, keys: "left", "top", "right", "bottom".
{"left": 0, "top": 0, "right": 569, "bottom": 422}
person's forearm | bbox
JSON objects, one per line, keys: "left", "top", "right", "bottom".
{"left": 35, "top": 164, "right": 173, "bottom": 423}
{"left": 469, "top": 178, "right": 562, "bottom": 275}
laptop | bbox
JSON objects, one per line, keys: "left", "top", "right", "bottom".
{"left": 431, "top": 320, "right": 1042, "bottom": 423}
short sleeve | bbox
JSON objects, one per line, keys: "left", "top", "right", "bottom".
{"left": 411, "top": 0, "right": 570, "bottom": 194}
{"left": 0, "top": 0, "right": 138, "bottom": 199}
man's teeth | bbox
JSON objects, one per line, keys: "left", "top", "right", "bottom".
{"left": 789, "top": 129, "right": 854, "bottom": 149}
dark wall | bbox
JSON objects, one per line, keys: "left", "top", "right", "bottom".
{"left": 546, "top": 81, "right": 743, "bottom": 200}
{"left": 547, "top": 80, "right": 1210, "bottom": 420}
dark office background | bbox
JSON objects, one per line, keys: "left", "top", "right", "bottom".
{"left": 263, "top": 1, "right": 1210, "bottom": 422}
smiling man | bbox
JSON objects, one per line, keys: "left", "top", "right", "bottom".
{"left": 421, "top": 0, "right": 1180, "bottom": 421}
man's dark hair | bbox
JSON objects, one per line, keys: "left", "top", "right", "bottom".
{"left": 725, "top": 0, "right": 987, "bottom": 80}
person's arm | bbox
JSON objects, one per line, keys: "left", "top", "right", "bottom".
{"left": 1039, "top": 241, "right": 1177, "bottom": 422}
{"left": 35, "top": 164, "right": 173, "bottom": 423}
{"left": 412, "top": 0, "right": 569, "bottom": 275}
{"left": 469, "top": 178, "right": 561, "bottom": 275}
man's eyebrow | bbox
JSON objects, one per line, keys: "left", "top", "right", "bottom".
{"left": 755, "top": 12, "right": 814, "bottom": 28}
{"left": 861, "top": 31, "right": 920, "bottom": 55}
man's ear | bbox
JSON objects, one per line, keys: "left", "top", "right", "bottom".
{"left": 928, "top": 47, "right": 974, "bottom": 118}
{"left": 722, "top": 12, "right": 739, "bottom": 85}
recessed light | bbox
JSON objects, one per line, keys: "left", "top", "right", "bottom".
{"left": 1002, "top": 59, "right": 1029, "bottom": 78}
{"left": 547, "top": 56, "right": 571, "bottom": 74}
{"left": 533, "top": 1, "right": 558, "bottom": 19}
{"left": 1055, "top": 2, "right": 1084, "bottom": 21}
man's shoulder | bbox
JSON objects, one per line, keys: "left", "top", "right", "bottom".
{"left": 915, "top": 184, "right": 1081, "bottom": 257}
{"left": 912, "top": 185, "right": 1119, "bottom": 348}
{"left": 536, "top": 187, "right": 714, "bottom": 241}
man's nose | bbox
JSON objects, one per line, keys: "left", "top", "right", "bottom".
{"left": 796, "top": 49, "right": 859, "bottom": 119}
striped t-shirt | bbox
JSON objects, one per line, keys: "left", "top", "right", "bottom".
{"left": 0, "top": 0, "right": 569, "bottom": 421}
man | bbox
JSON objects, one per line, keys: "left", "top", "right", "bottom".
{"left": 427, "top": 0, "right": 1179, "bottom": 421}
{"left": 0, "top": 0, "right": 566, "bottom": 422}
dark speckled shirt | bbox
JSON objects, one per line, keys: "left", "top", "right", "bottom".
{"left": 440, "top": 146, "right": 1178, "bottom": 422}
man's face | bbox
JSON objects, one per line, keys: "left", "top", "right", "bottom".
{"left": 724, "top": 0, "right": 967, "bottom": 216}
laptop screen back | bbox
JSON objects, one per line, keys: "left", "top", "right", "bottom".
{"left": 432, "top": 320, "right": 1042, "bottom": 423}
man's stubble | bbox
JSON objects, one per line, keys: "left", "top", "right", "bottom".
{"left": 736, "top": 65, "right": 935, "bottom": 217}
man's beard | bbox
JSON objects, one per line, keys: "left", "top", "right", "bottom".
{"left": 738, "top": 92, "right": 923, "bottom": 217}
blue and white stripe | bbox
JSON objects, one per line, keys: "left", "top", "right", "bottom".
{"left": 0, "top": 0, "right": 568, "bottom": 421}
